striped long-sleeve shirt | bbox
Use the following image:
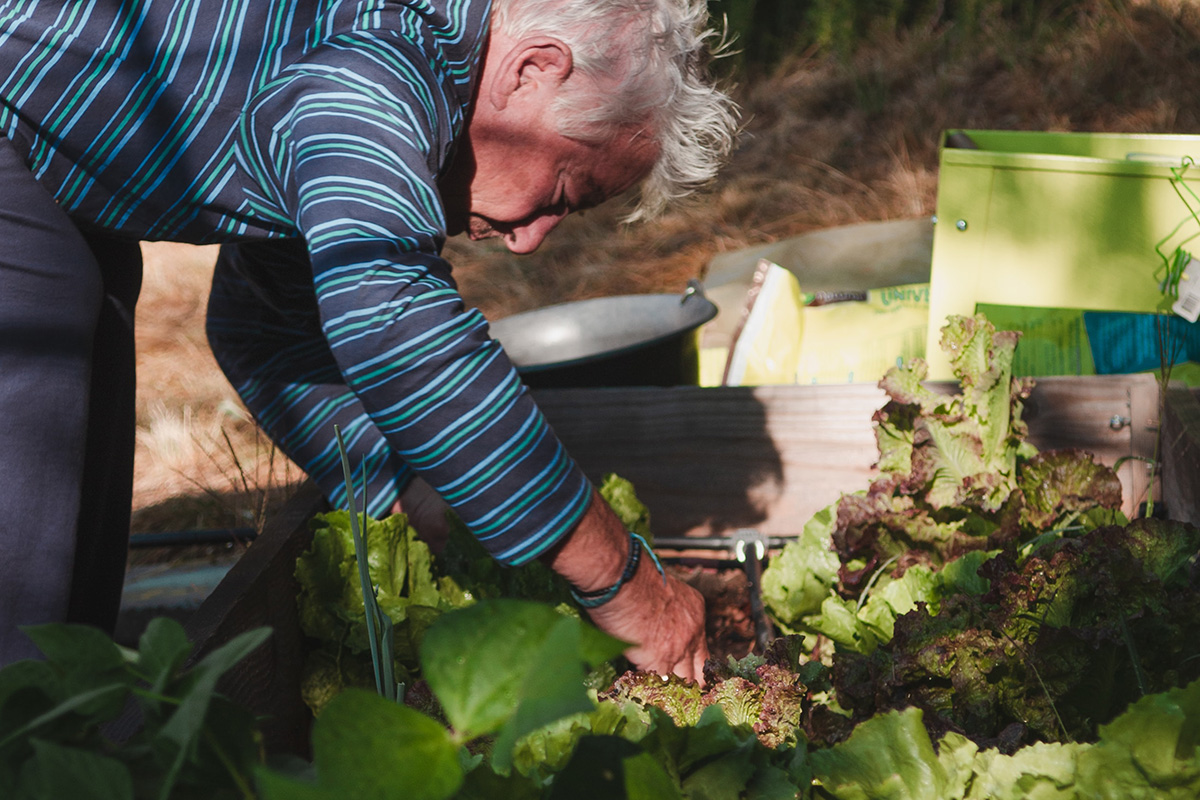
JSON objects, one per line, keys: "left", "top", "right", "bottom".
{"left": 0, "top": 0, "right": 594, "bottom": 565}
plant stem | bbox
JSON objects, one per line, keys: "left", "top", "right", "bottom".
{"left": 204, "top": 727, "right": 258, "bottom": 800}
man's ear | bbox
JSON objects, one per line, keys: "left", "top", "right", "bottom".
{"left": 489, "top": 36, "right": 573, "bottom": 110}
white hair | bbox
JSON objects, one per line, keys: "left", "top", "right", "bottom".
{"left": 491, "top": 0, "right": 739, "bottom": 220}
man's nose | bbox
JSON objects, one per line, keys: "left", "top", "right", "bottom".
{"left": 504, "top": 210, "right": 568, "bottom": 254}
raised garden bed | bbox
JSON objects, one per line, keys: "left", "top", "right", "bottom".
{"left": 170, "top": 373, "right": 1193, "bottom": 758}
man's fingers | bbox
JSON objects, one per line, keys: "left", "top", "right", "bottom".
{"left": 669, "top": 655, "right": 695, "bottom": 684}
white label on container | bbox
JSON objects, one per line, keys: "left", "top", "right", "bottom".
{"left": 1173, "top": 258, "right": 1200, "bottom": 323}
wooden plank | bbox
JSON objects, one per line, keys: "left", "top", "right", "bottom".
{"left": 183, "top": 482, "right": 327, "bottom": 757}
{"left": 534, "top": 384, "right": 885, "bottom": 538}
{"left": 1129, "top": 375, "right": 1163, "bottom": 512}
{"left": 1162, "top": 385, "right": 1200, "bottom": 525}
{"left": 1021, "top": 374, "right": 1160, "bottom": 517}
{"left": 534, "top": 375, "right": 1157, "bottom": 537}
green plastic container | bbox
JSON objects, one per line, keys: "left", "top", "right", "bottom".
{"left": 926, "top": 129, "right": 1200, "bottom": 378}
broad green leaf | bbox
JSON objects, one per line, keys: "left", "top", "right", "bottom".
{"left": 579, "top": 620, "right": 632, "bottom": 667}
{"left": 746, "top": 763, "right": 805, "bottom": 800}
{"left": 453, "top": 762, "right": 542, "bottom": 800}
{"left": 548, "top": 735, "right": 682, "bottom": 800}
{"left": 636, "top": 704, "right": 757, "bottom": 788}
{"left": 21, "top": 624, "right": 125, "bottom": 673}
{"left": 683, "top": 706, "right": 757, "bottom": 773}
{"left": 938, "top": 550, "right": 994, "bottom": 596}
{"left": 965, "top": 740, "right": 1081, "bottom": 800}
{"left": 312, "top": 689, "right": 461, "bottom": 800}
{"left": 1076, "top": 678, "right": 1200, "bottom": 799}
{"left": 935, "top": 732, "right": 979, "bottom": 792}
{"left": 421, "top": 600, "right": 623, "bottom": 740}
{"left": 0, "top": 683, "right": 127, "bottom": 752}
{"left": 682, "top": 749, "right": 756, "bottom": 799}
{"left": 17, "top": 739, "right": 133, "bottom": 800}
{"left": 491, "top": 616, "right": 594, "bottom": 772}
{"left": 803, "top": 596, "right": 878, "bottom": 655}
{"left": 136, "top": 617, "right": 191, "bottom": 693}
{"left": 783, "top": 741, "right": 813, "bottom": 788}
{"left": 761, "top": 501, "right": 841, "bottom": 627}
{"left": 810, "top": 708, "right": 963, "bottom": 800}
{"left": 18, "top": 624, "right": 132, "bottom": 719}
{"left": 857, "top": 565, "right": 939, "bottom": 641}
{"left": 256, "top": 767, "right": 337, "bottom": 800}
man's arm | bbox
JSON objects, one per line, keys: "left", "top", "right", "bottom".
{"left": 397, "top": 479, "right": 709, "bottom": 683}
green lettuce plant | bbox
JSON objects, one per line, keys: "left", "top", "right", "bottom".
{"left": 830, "top": 518, "right": 1200, "bottom": 747}
{"left": 762, "top": 314, "right": 1126, "bottom": 646}
{"left": 294, "top": 471, "right": 652, "bottom": 715}
{"left": 4, "top": 595, "right": 1199, "bottom": 799}
{"left": 258, "top": 596, "right": 1200, "bottom": 800}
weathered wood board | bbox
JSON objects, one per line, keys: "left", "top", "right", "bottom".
{"left": 1162, "top": 385, "right": 1200, "bottom": 526}
{"left": 183, "top": 482, "right": 326, "bottom": 757}
{"left": 533, "top": 374, "right": 1161, "bottom": 538}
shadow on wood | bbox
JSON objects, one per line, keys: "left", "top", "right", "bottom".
{"left": 181, "top": 481, "right": 326, "bottom": 758}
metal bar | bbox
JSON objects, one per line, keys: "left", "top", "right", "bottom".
{"left": 652, "top": 535, "right": 793, "bottom": 553}
{"left": 128, "top": 528, "right": 258, "bottom": 549}
{"left": 742, "top": 555, "right": 776, "bottom": 652}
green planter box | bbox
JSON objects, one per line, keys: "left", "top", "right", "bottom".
{"left": 926, "top": 129, "right": 1200, "bottom": 379}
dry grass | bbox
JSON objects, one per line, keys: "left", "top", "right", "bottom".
{"left": 131, "top": 0, "right": 1200, "bottom": 531}
{"left": 132, "top": 243, "right": 300, "bottom": 534}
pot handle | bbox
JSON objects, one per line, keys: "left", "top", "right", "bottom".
{"left": 681, "top": 278, "right": 707, "bottom": 305}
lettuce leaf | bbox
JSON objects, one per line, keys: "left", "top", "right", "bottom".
{"left": 599, "top": 472, "right": 654, "bottom": 544}
{"left": 765, "top": 314, "right": 1126, "bottom": 659}
{"left": 810, "top": 678, "right": 1200, "bottom": 800}
{"left": 831, "top": 519, "right": 1200, "bottom": 746}
{"left": 761, "top": 501, "right": 842, "bottom": 629}
{"left": 295, "top": 512, "right": 472, "bottom": 714}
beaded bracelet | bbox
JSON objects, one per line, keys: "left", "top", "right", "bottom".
{"left": 570, "top": 531, "right": 666, "bottom": 609}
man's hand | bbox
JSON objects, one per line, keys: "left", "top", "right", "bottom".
{"left": 543, "top": 490, "right": 709, "bottom": 684}
{"left": 586, "top": 559, "right": 709, "bottom": 684}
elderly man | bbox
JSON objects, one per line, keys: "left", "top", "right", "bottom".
{"left": 0, "top": 0, "right": 736, "bottom": 679}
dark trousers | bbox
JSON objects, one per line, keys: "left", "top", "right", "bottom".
{"left": 0, "top": 137, "right": 141, "bottom": 664}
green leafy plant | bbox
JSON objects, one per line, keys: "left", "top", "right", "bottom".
{"left": 0, "top": 618, "right": 270, "bottom": 799}
{"left": 5, "top": 597, "right": 1199, "bottom": 799}
{"left": 809, "top": 677, "right": 1200, "bottom": 800}
{"left": 256, "top": 595, "right": 1200, "bottom": 799}
{"left": 295, "top": 508, "right": 473, "bottom": 714}
{"left": 762, "top": 315, "right": 1126, "bottom": 644}
{"left": 830, "top": 518, "right": 1200, "bottom": 747}
{"left": 294, "top": 471, "right": 653, "bottom": 715}
{"left": 259, "top": 599, "right": 627, "bottom": 798}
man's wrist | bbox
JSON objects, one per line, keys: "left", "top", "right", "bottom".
{"left": 570, "top": 531, "right": 663, "bottom": 608}
{"left": 542, "top": 490, "right": 630, "bottom": 593}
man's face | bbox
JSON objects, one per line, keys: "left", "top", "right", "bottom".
{"left": 438, "top": 31, "right": 658, "bottom": 254}
{"left": 440, "top": 121, "right": 657, "bottom": 255}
